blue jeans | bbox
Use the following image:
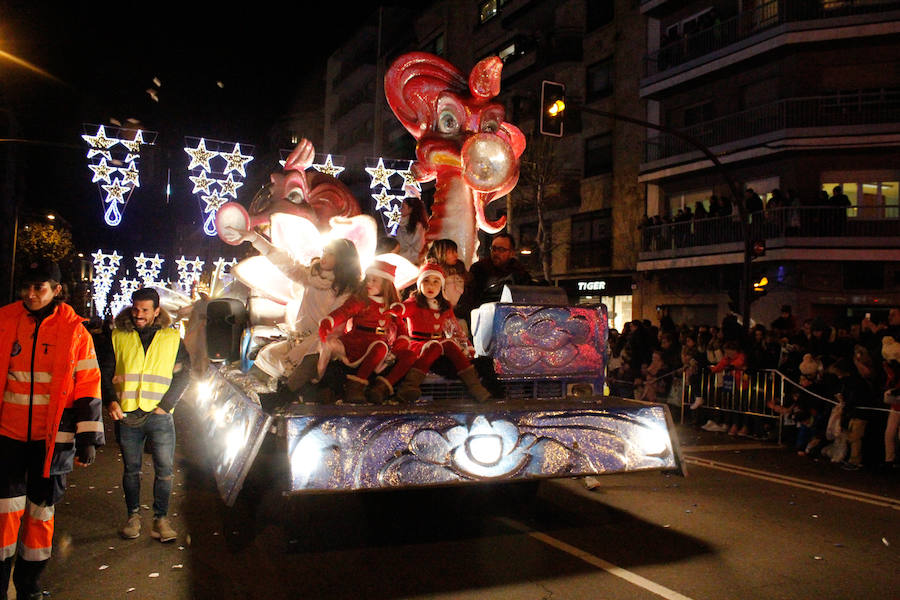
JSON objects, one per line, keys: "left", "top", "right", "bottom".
{"left": 118, "top": 413, "right": 175, "bottom": 518}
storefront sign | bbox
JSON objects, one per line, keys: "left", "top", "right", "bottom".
{"left": 577, "top": 280, "right": 606, "bottom": 292}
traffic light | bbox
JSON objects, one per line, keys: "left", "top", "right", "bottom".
{"left": 752, "top": 276, "right": 768, "bottom": 302}
{"left": 751, "top": 239, "right": 766, "bottom": 259}
{"left": 540, "top": 80, "right": 566, "bottom": 137}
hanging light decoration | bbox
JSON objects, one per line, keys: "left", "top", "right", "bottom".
{"left": 82, "top": 125, "right": 157, "bottom": 226}
{"left": 364, "top": 157, "right": 417, "bottom": 236}
{"left": 184, "top": 137, "right": 254, "bottom": 236}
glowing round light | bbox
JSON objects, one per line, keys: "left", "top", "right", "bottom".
{"left": 290, "top": 438, "right": 323, "bottom": 480}
{"left": 461, "top": 133, "right": 516, "bottom": 192}
{"left": 637, "top": 425, "right": 669, "bottom": 456}
{"left": 465, "top": 434, "right": 504, "bottom": 466}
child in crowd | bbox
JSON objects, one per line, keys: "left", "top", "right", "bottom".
{"left": 317, "top": 260, "right": 401, "bottom": 403}
{"left": 375, "top": 263, "right": 492, "bottom": 404}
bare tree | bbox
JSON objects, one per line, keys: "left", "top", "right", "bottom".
{"left": 510, "top": 134, "right": 570, "bottom": 282}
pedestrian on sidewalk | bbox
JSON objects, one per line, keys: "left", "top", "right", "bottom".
{"left": 0, "top": 260, "right": 105, "bottom": 600}
{"left": 99, "top": 288, "right": 190, "bottom": 543}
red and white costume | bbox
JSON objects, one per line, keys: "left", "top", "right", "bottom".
{"left": 317, "top": 261, "right": 398, "bottom": 380}
{"left": 389, "top": 264, "right": 474, "bottom": 378}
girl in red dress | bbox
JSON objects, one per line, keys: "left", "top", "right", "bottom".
{"left": 369, "top": 263, "right": 491, "bottom": 404}
{"left": 317, "top": 261, "right": 400, "bottom": 403}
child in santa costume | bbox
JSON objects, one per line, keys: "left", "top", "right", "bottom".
{"left": 317, "top": 260, "right": 401, "bottom": 403}
{"left": 369, "top": 262, "right": 491, "bottom": 404}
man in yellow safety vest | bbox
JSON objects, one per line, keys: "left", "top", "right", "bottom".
{"left": 99, "top": 288, "right": 190, "bottom": 543}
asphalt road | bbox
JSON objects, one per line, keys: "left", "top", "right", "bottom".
{"left": 26, "top": 399, "right": 900, "bottom": 600}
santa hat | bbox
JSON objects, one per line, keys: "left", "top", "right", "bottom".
{"left": 882, "top": 336, "right": 900, "bottom": 363}
{"left": 417, "top": 262, "right": 445, "bottom": 287}
{"left": 365, "top": 260, "right": 396, "bottom": 283}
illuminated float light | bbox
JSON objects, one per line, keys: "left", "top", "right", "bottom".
{"left": 290, "top": 433, "right": 325, "bottom": 481}
{"left": 636, "top": 423, "right": 670, "bottom": 457}
{"left": 222, "top": 423, "right": 248, "bottom": 467}
{"left": 195, "top": 379, "right": 214, "bottom": 405}
{"left": 466, "top": 434, "right": 504, "bottom": 466}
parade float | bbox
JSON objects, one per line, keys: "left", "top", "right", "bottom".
{"left": 190, "top": 52, "right": 683, "bottom": 506}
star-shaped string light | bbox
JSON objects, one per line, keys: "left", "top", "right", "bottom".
{"left": 365, "top": 158, "right": 396, "bottom": 189}
{"left": 91, "top": 249, "right": 124, "bottom": 316}
{"left": 217, "top": 173, "right": 242, "bottom": 198}
{"left": 102, "top": 179, "right": 129, "bottom": 204}
{"left": 189, "top": 171, "right": 215, "bottom": 195}
{"left": 312, "top": 154, "right": 345, "bottom": 178}
{"left": 82, "top": 125, "right": 117, "bottom": 151}
{"left": 185, "top": 138, "right": 218, "bottom": 171}
{"left": 88, "top": 158, "right": 115, "bottom": 184}
{"left": 119, "top": 130, "right": 145, "bottom": 153}
{"left": 372, "top": 188, "right": 396, "bottom": 212}
{"left": 220, "top": 143, "right": 254, "bottom": 177}
{"left": 119, "top": 162, "right": 140, "bottom": 187}
{"left": 397, "top": 162, "right": 422, "bottom": 197}
{"left": 384, "top": 203, "right": 403, "bottom": 229}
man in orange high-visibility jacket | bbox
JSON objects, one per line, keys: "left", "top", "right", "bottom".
{"left": 0, "top": 260, "right": 104, "bottom": 600}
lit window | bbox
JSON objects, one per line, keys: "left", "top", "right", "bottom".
{"left": 479, "top": 0, "right": 498, "bottom": 24}
{"left": 498, "top": 42, "right": 516, "bottom": 62}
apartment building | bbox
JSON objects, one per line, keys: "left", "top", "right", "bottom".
{"left": 634, "top": 0, "right": 900, "bottom": 327}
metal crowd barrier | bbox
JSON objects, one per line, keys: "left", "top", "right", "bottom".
{"left": 678, "top": 367, "right": 894, "bottom": 445}
{"left": 680, "top": 367, "right": 785, "bottom": 443}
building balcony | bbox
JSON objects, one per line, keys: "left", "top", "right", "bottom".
{"left": 642, "top": 90, "right": 900, "bottom": 171}
{"left": 641, "top": 0, "right": 900, "bottom": 95}
{"left": 637, "top": 205, "right": 900, "bottom": 270}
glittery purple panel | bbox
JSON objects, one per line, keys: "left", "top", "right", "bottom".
{"left": 284, "top": 401, "right": 676, "bottom": 492}
{"left": 490, "top": 304, "right": 608, "bottom": 382}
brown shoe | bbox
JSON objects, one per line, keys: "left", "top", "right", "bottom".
{"left": 120, "top": 513, "right": 141, "bottom": 539}
{"left": 151, "top": 516, "right": 177, "bottom": 543}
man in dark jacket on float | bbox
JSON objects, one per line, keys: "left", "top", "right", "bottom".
{"left": 457, "top": 232, "right": 533, "bottom": 323}
{"left": 98, "top": 288, "right": 190, "bottom": 543}
{"left": 0, "top": 260, "right": 104, "bottom": 600}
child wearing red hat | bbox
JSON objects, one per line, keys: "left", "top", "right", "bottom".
{"left": 368, "top": 262, "right": 491, "bottom": 404}
{"left": 318, "top": 260, "right": 401, "bottom": 402}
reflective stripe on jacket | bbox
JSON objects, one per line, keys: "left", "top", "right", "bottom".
{"left": 0, "top": 301, "right": 103, "bottom": 477}
{"left": 111, "top": 328, "right": 180, "bottom": 413}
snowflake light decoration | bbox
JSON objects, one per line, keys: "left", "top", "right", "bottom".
{"left": 364, "top": 157, "right": 418, "bottom": 236}
{"left": 184, "top": 137, "right": 255, "bottom": 236}
{"left": 82, "top": 124, "right": 157, "bottom": 226}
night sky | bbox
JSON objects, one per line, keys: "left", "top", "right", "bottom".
{"left": 1, "top": 2, "right": 375, "bottom": 261}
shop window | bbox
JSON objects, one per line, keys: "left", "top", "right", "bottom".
{"left": 569, "top": 209, "right": 612, "bottom": 269}
{"left": 585, "top": 133, "right": 612, "bottom": 177}
{"left": 586, "top": 57, "right": 614, "bottom": 100}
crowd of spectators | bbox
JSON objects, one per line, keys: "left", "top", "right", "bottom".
{"left": 607, "top": 306, "right": 900, "bottom": 473}
{"left": 640, "top": 186, "right": 857, "bottom": 250}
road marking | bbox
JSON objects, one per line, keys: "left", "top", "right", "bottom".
{"left": 684, "top": 456, "right": 900, "bottom": 510}
{"left": 496, "top": 517, "right": 697, "bottom": 600}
